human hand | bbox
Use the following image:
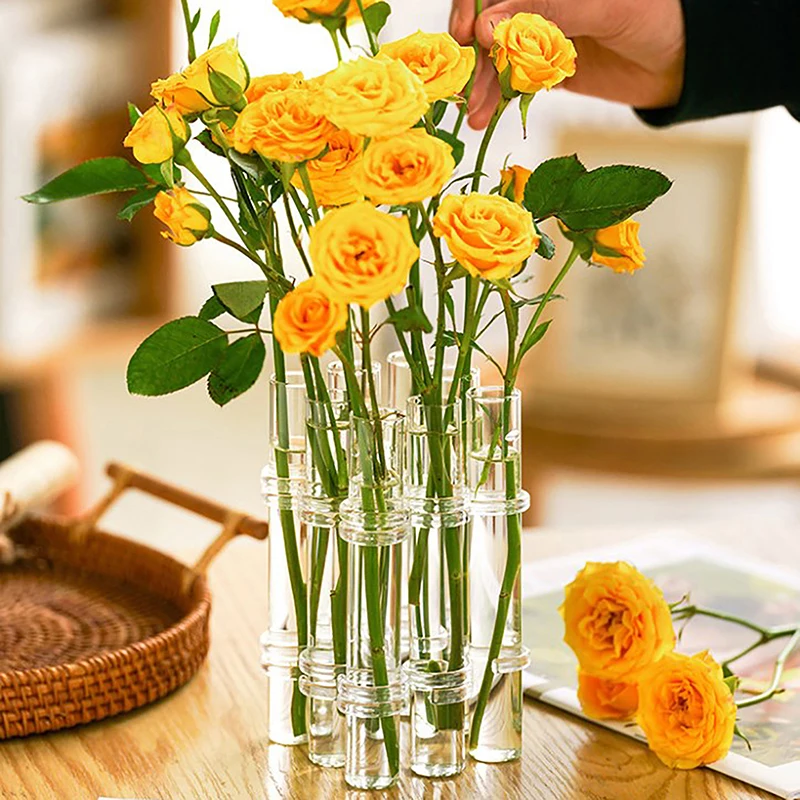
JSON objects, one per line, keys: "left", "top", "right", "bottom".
{"left": 449, "top": 0, "right": 686, "bottom": 129}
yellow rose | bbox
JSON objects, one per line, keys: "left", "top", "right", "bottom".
{"left": 432, "top": 193, "right": 540, "bottom": 282}
{"left": 491, "top": 13, "right": 577, "bottom": 95}
{"left": 309, "top": 201, "right": 419, "bottom": 309}
{"left": 273, "top": 277, "right": 348, "bottom": 357}
{"left": 500, "top": 165, "right": 532, "bottom": 204}
{"left": 246, "top": 72, "right": 304, "bottom": 103}
{"left": 560, "top": 562, "right": 675, "bottom": 682}
{"left": 637, "top": 651, "right": 736, "bottom": 769}
{"left": 153, "top": 187, "right": 211, "bottom": 246}
{"left": 123, "top": 105, "right": 189, "bottom": 165}
{"left": 232, "top": 87, "right": 335, "bottom": 162}
{"left": 355, "top": 129, "right": 454, "bottom": 206}
{"left": 317, "top": 57, "right": 429, "bottom": 139}
{"left": 577, "top": 671, "right": 638, "bottom": 721}
{"left": 151, "top": 40, "right": 248, "bottom": 115}
{"left": 379, "top": 31, "right": 475, "bottom": 103}
{"left": 292, "top": 130, "right": 364, "bottom": 207}
{"left": 273, "top": 0, "right": 376, "bottom": 23}
{"left": 592, "top": 220, "right": 646, "bottom": 274}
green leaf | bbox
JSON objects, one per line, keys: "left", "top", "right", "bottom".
{"left": 196, "top": 129, "right": 225, "bottom": 157}
{"left": 142, "top": 161, "right": 181, "bottom": 187}
{"left": 386, "top": 305, "right": 433, "bottom": 334}
{"left": 127, "top": 317, "right": 228, "bottom": 396}
{"left": 127, "top": 102, "right": 142, "bottom": 126}
{"left": 535, "top": 227, "right": 555, "bottom": 260}
{"left": 190, "top": 8, "right": 201, "bottom": 32}
{"left": 523, "top": 154, "right": 586, "bottom": 220}
{"left": 208, "top": 333, "right": 265, "bottom": 406}
{"left": 117, "top": 186, "right": 161, "bottom": 221}
{"left": 433, "top": 129, "right": 465, "bottom": 166}
{"left": 442, "top": 263, "right": 469, "bottom": 290}
{"left": 23, "top": 157, "right": 149, "bottom": 204}
{"left": 208, "top": 66, "right": 244, "bottom": 106}
{"left": 519, "top": 319, "right": 551, "bottom": 358}
{"left": 228, "top": 150, "right": 269, "bottom": 181}
{"left": 519, "top": 93, "right": 534, "bottom": 138}
{"left": 213, "top": 280, "right": 269, "bottom": 323}
{"left": 362, "top": 1, "right": 391, "bottom": 37}
{"left": 557, "top": 165, "right": 672, "bottom": 232}
{"left": 160, "top": 158, "right": 175, "bottom": 188}
{"left": 431, "top": 100, "right": 448, "bottom": 126}
{"left": 199, "top": 295, "right": 226, "bottom": 320}
{"left": 208, "top": 10, "right": 221, "bottom": 47}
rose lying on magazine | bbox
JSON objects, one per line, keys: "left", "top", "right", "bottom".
{"left": 560, "top": 561, "right": 800, "bottom": 770}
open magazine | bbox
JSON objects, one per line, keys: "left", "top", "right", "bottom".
{"left": 520, "top": 533, "right": 800, "bottom": 800}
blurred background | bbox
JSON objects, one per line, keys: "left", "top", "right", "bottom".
{"left": 4, "top": 0, "right": 800, "bottom": 548}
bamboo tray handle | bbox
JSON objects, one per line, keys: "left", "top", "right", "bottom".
{"left": 73, "top": 462, "right": 268, "bottom": 577}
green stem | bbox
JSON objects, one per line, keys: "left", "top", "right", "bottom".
{"left": 297, "top": 163, "right": 321, "bottom": 223}
{"left": 268, "top": 298, "right": 308, "bottom": 737}
{"left": 737, "top": 629, "right": 800, "bottom": 709}
{"left": 180, "top": 0, "right": 197, "bottom": 62}
{"left": 355, "top": 0, "right": 379, "bottom": 55}
{"left": 469, "top": 388, "right": 522, "bottom": 750}
{"left": 328, "top": 27, "right": 344, "bottom": 62}
{"left": 672, "top": 605, "right": 792, "bottom": 641}
{"left": 471, "top": 98, "right": 509, "bottom": 192}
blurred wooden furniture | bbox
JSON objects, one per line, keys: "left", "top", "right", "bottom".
{"left": 523, "top": 365, "right": 800, "bottom": 525}
{"left": 0, "top": 526, "right": 780, "bottom": 799}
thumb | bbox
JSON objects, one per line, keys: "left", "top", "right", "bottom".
{"left": 475, "top": 0, "right": 609, "bottom": 48}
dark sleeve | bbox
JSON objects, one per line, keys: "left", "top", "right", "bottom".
{"left": 637, "top": 0, "right": 800, "bottom": 127}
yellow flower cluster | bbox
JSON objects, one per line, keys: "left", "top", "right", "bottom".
{"left": 121, "top": 17, "right": 582, "bottom": 358}
{"left": 561, "top": 562, "right": 737, "bottom": 770}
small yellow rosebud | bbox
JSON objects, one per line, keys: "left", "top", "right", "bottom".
{"left": 592, "top": 220, "right": 646, "bottom": 274}
{"left": 153, "top": 187, "right": 211, "bottom": 246}
{"left": 151, "top": 39, "right": 248, "bottom": 115}
{"left": 500, "top": 165, "right": 532, "bottom": 204}
{"left": 123, "top": 105, "right": 189, "bottom": 165}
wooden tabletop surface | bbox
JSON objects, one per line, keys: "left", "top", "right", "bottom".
{"left": 0, "top": 523, "right": 788, "bottom": 800}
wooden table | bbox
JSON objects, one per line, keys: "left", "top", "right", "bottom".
{"left": 0, "top": 525, "right": 784, "bottom": 799}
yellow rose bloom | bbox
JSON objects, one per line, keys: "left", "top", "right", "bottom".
{"left": 432, "top": 193, "right": 540, "bottom": 282}
{"left": 153, "top": 187, "right": 211, "bottom": 247}
{"left": 491, "top": 13, "right": 577, "bottom": 95}
{"left": 232, "top": 87, "right": 335, "bottom": 162}
{"left": 577, "top": 671, "right": 638, "bottom": 722}
{"left": 273, "top": 0, "right": 376, "bottom": 23}
{"left": 355, "top": 129, "right": 454, "bottom": 206}
{"left": 560, "top": 561, "right": 675, "bottom": 682}
{"left": 379, "top": 31, "right": 475, "bottom": 103}
{"left": 309, "top": 201, "right": 419, "bottom": 309}
{"left": 123, "top": 105, "right": 189, "bottom": 165}
{"left": 637, "top": 651, "right": 736, "bottom": 770}
{"left": 151, "top": 39, "right": 248, "bottom": 115}
{"left": 317, "top": 57, "right": 428, "bottom": 139}
{"left": 273, "top": 277, "right": 348, "bottom": 357}
{"left": 500, "top": 164, "right": 532, "bottom": 204}
{"left": 246, "top": 72, "right": 304, "bottom": 103}
{"left": 592, "top": 220, "right": 646, "bottom": 274}
{"left": 292, "top": 130, "right": 364, "bottom": 207}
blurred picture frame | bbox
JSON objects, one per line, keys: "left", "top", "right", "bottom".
{"left": 526, "top": 128, "right": 750, "bottom": 421}
{"left": 0, "top": 20, "right": 136, "bottom": 357}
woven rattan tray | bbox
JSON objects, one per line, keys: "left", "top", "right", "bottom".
{"left": 0, "top": 462, "right": 267, "bottom": 739}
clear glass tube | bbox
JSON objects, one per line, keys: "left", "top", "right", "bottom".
{"left": 466, "top": 386, "right": 530, "bottom": 763}
{"left": 327, "top": 361, "right": 383, "bottom": 410}
{"left": 338, "top": 410, "right": 408, "bottom": 790}
{"left": 299, "top": 398, "right": 348, "bottom": 767}
{"left": 261, "top": 371, "right": 308, "bottom": 746}
{"left": 405, "top": 397, "right": 470, "bottom": 776}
